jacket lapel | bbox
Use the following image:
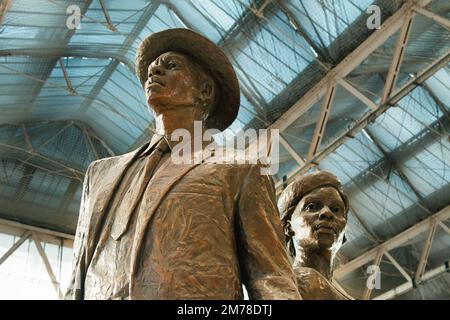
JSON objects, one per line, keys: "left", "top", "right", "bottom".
{"left": 84, "top": 135, "right": 163, "bottom": 262}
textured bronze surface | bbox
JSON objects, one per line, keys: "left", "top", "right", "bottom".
{"left": 66, "top": 29, "right": 300, "bottom": 300}
{"left": 278, "top": 171, "right": 353, "bottom": 300}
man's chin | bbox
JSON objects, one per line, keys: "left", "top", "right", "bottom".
{"left": 147, "top": 97, "right": 171, "bottom": 113}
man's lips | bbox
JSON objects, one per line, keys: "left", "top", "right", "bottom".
{"left": 146, "top": 76, "right": 165, "bottom": 90}
{"left": 149, "top": 76, "right": 165, "bottom": 86}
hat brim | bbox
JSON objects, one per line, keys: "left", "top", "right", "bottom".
{"left": 136, "top": 28, "right": 240, "bottom": 131}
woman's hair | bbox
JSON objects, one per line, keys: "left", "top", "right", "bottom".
{"left": 277, "top": 171, "right": 349, "bottom": 258}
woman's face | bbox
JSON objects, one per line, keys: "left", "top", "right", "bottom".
{"left": 290, "top": 186, "right": 347, "bottom": 252}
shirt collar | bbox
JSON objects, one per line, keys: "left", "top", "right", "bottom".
{"left": 139, "top": 133, "right": 218, "bottom": 159}
{"left": 139, "top": 133, "right": 172, "bottom": 158}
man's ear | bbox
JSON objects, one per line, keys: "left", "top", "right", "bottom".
{"left": 200, "top": 79, "right": 214, "bottom": 100}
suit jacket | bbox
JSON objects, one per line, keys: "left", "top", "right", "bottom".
{"left": 65, "top": 135, "right": 300, "bottom": 300}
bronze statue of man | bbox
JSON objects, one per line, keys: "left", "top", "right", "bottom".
{"left": 278, "top": 171, "right": 353, "bottom": 300}
{"left": 65, "top": 29, "right": 300, "bottom": 300}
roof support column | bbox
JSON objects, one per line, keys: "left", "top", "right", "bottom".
{"left": 307, "top": 83, "right": 336, "bottom": 161}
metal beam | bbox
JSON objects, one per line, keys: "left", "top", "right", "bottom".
{"left": 279, "top": 134, "right": 305, "bottom": 166}
{"left": 373, "top": 263, "right": 448, "bottom": 300}
{"left": 422, "top": 82, "right": 450, "bottom": 122}
{"left": 274, "top": 0, "right": 332, "bottom": 66}
{"left": 99, "top": 0, "right": 118, "bottom": 32}
{"left": 0, "top": 217, "right": 74, "bottom": 252}
{"left": 0, "top": 48, "right": 135, "bottom": 72}
{"left": 0, "top": 143, "right": 85, "bottom": 178}
{"left": 0, "top": 121, "right": 114, "bottom": 174}
{"left": 276, "top": 49, "right": 450, "bottom": 190}
{"left": 82, "top": 126, "right": 100, "bottom": 160}
{"left": 414, "top": 220, "right": 437, "bottom": 284}
{"left": 267, "top": 0, "right": 432, "bottom": 133}
{"left": 15, "top": 165, "right": 36, "bottom": 202}
{"left": 337, "top": 78, "right": 377, "bottom": 111}
{"left": 0, "top": 218, "right": 74, "bottom": 240}
{"left": 80, "top": 124, "right": 115, "bottom": 156}
{"left": 215, "top": 0, "right": 268, "bottom": 49}
{"left": 32, "top": 232, "right": 63, "bottom": 299}
{"left": 363, "top": 127, "right": 431, "bottom": 213}
{"left": 438, "top": 221, "right": 450, "bottom": 236}
{"left": 23, "top": 1, "right": 93, "bottom": 112}
{"left": 413, "top": 7, "right": 450, "bottom": 30}
{"left": 254, "top": 0, "right": 271, "bottom": 17}
{"left": 382, "top": 11, "right": 414, "bottom": 104}
{"left": 334, "top": 205, "right": 450, "bottom": 279}
{"left": 0, "top": 230, "right": 31, "bottom": 266}
{"left": 58, "top": 58, "right": 77, "bottom": 96}
{"left": 349, "top": 204, "right": 382, "bottom": 244}
{"left": 384, "top": 251, "right": 413, "bottom": 283}
{"left": 79, "top": 60, "right": 119, "bottom": 112}
{"left": 22, "top": 124, "right": 33, "bottom": 152}
{"left": 307, "top": 84, "right": 336, "bottom": 161}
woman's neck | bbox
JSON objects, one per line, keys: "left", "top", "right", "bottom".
{"left": 293, "top": 245, "right": 334, "bottom": 280}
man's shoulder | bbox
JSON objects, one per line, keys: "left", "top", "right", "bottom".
{"left": 87, "top": 147, "right": 141, "bottom": 175}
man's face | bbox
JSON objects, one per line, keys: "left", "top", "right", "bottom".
{"left": 290, "top": 187, "right": 347, "bottom": 252}
{"left": 145, "top": 51, "right": 206, "bottom": 114}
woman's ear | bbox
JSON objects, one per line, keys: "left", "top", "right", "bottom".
{"left": 284, "top": 220, "right": 295, "bottom": 237}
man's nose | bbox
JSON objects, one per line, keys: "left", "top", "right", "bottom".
{"left": 149, "top": 63, "right": 165, "bottom": 77}
{"left": 318, "top": 206, "right": 334, "bottom": 220}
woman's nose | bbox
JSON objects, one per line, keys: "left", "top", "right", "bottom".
{"left": 319, "top": 207, "right": 334, "bottom": 220}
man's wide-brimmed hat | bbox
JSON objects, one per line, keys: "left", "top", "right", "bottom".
{"left": 136, "top": 28, "right": 240, "bottom": 131}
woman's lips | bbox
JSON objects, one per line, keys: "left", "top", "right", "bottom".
{"left": 315, "top": 224, "right": 336, "bottom": 234}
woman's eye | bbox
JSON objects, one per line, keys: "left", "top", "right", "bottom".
{"left": 332, "top": 207, "right": 341, "bottom": 213}
{"left": 168, "top": 62, "right": 177, "bottom": 69}
{"left": 306, "top": 203, "right": 318, "bottom": 211}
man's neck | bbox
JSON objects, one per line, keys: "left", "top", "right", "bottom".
{"left": 293, "top": 245, "right": 334, "bottom": 280}
{"left": 154, "top": 107, "right": 203, "bottom": 148}
{"left": 153, "top": 106, "right": 215, "bottom": 158}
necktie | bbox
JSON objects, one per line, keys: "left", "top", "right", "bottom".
{"left": 110, "top": 138, "right": 169, "bottom": 240}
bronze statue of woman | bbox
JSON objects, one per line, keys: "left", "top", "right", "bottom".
{"left": 278, "top": 171, "right": 354, "bottom": 300}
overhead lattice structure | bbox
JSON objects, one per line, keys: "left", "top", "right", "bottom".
{"left": 0, "top": 0, "right": 449, "bottom": 299}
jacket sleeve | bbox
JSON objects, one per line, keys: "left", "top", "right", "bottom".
{"left": 64, "top": 161, "right": 95, "bottom": 300}
{"left": 236, "top": 165, "right": 302, "bottom": 300}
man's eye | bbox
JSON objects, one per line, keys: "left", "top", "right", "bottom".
{"left": 168, "top": 62, "right": 177, "bottom": 69}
